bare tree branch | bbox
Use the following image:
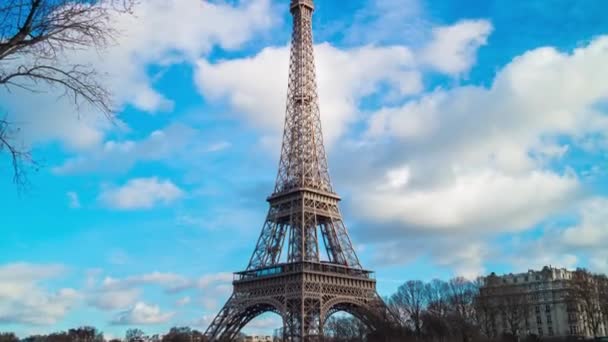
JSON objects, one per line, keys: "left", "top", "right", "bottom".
{"left": 0, "top": 0, "right": 136, "bottom": 187}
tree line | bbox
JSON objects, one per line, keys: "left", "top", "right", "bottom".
{"left": 2, "top": 269, "right": 607, "bottom": 342}
{"left": 0, "top": 327, "right": 210, "bottom": 342}
{"left": 327, "top": 269, "right": 608, "bottom": 342}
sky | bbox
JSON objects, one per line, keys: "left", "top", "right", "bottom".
{"left": 2, "top": 0, "right": 608, "bottom": 338}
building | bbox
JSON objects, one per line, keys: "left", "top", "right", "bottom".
{"left": 479, "top": 266, "right": 607, "bottom": 339}
{"left": 242, "top": 336, "right": 273, "bottom": 342}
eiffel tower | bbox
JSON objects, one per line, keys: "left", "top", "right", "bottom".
{"left": 205, "top": 1, "right": 394, "bottom": 340}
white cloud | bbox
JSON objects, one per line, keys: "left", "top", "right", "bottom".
{"left": 175, "top": 296, "right": 191, "bottom": 307}
{"left": 560, "top": 198, "right": 608, "bottom": 249}
{"left": 421, "top": 20, "right": 493, "bottom": 75}
{"left": 196, "top": 43, "right": 422, "bottom": 147}
{"left": 111, "top": 302, "right": 174, "bottom": 325}
{"left": 0, "top": 263, "right": 80, "bottom": 325}
{"left": 54, "top": 124, "right": 202, "bottom": 175}
{"left": 192, "top": 315, "right": 214, "bottom": 329}
{"left": 344, "top": 0, "right": 429, "bottom": 46}
{"left": 0, "top": 0, "right": 276, "bottom": 151}
{"left": 508, "top": 197, "right": 608, "bottom": 274}
{"left": 195, "top": 273, "right": 234, "bottom": 312}
{"left": 206, "top": 141, "right": 232, "bottom": 153}
{"left": 98, "top": 177, "right": 184, "bottom": 210}
{"left": 356, "top": 169, "right": 579, "bottom": 233}
{"left": 53, "top": 122, "right": 234, "bottom": 186}
{"left": 88, "top": 288, "right": 140, "bottom": 311}
{"left": 370, "top": 236, "right": 489, "bottom": 279}
{"left": 194, "top": 19, "right": 494, "bottom": 152}
{"left": 356, "top": 36, "right": 608, "bottom": 237}
{"left": 242, "top": 314, "right": 282, "bottom": 335}
{"left": 53, "top": 123, "right": 232, "bottom": 179}
{"left": 86, "top": 271, "right": 231, "bottom": 313}
{"left": 101, "top": 272, "right": 191, "bottom": 293}
{"left": 196, "top": 273, "right": 233, "bottom": 290}
{"left": 434, "top": 241, "right": 488, "bottom": 279}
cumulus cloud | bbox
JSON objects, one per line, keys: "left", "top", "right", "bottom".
{"left": 98, "top": 177, "right": 184, "bottom": 210}
{"left": 195, "top": 273, "right": 234, "bottom": 311}
{"left": 40, "top": 14, "right": 608, "bottom": 282}
{"left": 370, "top": 236, "right": 490, "bottom": 279}
{"left": 196, "top": 43, "right": 422, "bottom": 147}
{"left": 85, "top": 271, "right": 232, "bottom": 313}
{"left": 195, "top": 19, "right": 492, "bottom": 149}
{"left": 356, "top": 169, "right": 579, "bottom": 233}
{"left": 111, "top": 302, "right": 174, "bottom": 325}
{"left": 507, "top": 198, "right": 608, "bottom": 274}
{"left": 0, "top": 263, "right": 80, "bottom": 325}
{"left": 54, "top": 124, "right": 200, "bottom": 175}
{"left": 53, "top": 123, "right": 232, "bottom": 178}
{"left": 175, "top": 296, "right": 191, "bottom": 307}
{"left": 560, "top": 198, "right": 608, "bottom": 250}
{"left": 344, "top": 0, "right": 429, "bottom": 46}
{"left": 0, "top": 0, "right": 276, "bottom": 150}
{"left": 421, "top": 20, "right": 493, "bottom": 75}
{"left": 88, "top": 288, "right": 140, "bottom": 311}
{"left": 102, "top": 272, "right": 191, "bottom": 293}
{"left": 355, "top": 36, "right": 608, "bottom": 236}
{"left": 196, "top": 273, "right": 233, "bottom": 290}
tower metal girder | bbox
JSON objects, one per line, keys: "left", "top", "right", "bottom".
{"left": 205, "top": 1, "right": 396, "bottom": 340}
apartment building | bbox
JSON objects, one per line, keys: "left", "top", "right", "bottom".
{"left": 479, "top": 266, "right": 606, "bottom": 339}
{"left": 242, "top": 336, "right": 273, "bottom": 342}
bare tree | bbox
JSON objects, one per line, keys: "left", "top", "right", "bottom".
{"left": 325, "top": 315, "right": 367, "bottom": 342}
{"left": 568, "top": 269, "right": 603, "bottom": 338}
{"left": 391, "top": 280, "right": 427, "bottom": 339}
{"left": 0, "top": 333, "right": 19, "bottom": 342}
{"left": 0, "top": 0, "right": 134, "bottom": 186}
{"left": 446, "top": 277, "right": 480, "bottom": 342}
{"left": 423, "top": 279, "right": 451, "bottom": 342}
{"left": 496, "top": 290, "right": 529, "bottom": 341}
{"left": 125, "top": 329, "right": 146, "bottom": 342}
{"left": 425, "top": 279, "right": 450, "bottom": 320}
{"left": 67, "top": 326, "right": 103, "bottom": 342}
{"left": 475, "top": 288, "right": 498, "bottom": 340}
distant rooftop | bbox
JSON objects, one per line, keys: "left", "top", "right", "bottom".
{"left": 483, "top": 266, "right": 574, "bottom": 286}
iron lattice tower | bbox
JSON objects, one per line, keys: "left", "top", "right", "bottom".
{"left": 205, "top": 1, "right": 395, "bottom": 340}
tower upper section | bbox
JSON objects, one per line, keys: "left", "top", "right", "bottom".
{"left": 274, "top": 0, "right": 333, "bottom": 196}
{"left": 290, "top": 0, "right": 314, "bottom": 12}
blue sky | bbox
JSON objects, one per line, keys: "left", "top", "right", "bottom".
{"left": 2, "top": 0, "right": 608, "bottom": 337}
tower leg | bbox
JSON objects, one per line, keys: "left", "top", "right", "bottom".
{"left": 205, "top": 295, "right": 241, "bottom": 341}
{"left": 284, "top": 297, "right": 323, "bottom": 342}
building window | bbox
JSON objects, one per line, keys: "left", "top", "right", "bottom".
{"left": 545, "top": 304, "right": 551, "bottom": 312}
{"left": 548, "top": 327, "right": 554, "bottom": 336}
{"left": 538, "top": 328, "right": 543, "bottom": 336}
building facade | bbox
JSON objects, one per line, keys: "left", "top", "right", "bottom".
{"left": 241, "top": 336, "right": 274, "bottom": 342}
{"left": 479, "top": 266, "right": 607, "bottom": 339}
